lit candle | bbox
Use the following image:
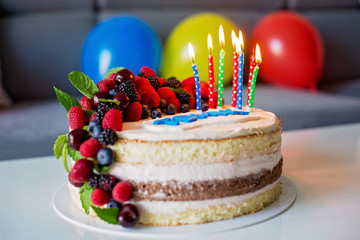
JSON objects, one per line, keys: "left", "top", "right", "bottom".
{"left": 246, "top": 52, "right": 256, "bottom": 107}
{"left": 207, "top": 34, "right": 215, "bottom": 109}
{"left": 217, "top": 25, "right": 225, "bottom": 108}
{"left": 231, "top": 30, "right": 238, "bottom": 109}
{"left": 247, "top": 44, "right": 262, "bottom": 112}
{"left": 237, "top": 30, "right": 244, "bottom": 110}
{"left": 188, "top": 43, "right": 201, "bottom": 111}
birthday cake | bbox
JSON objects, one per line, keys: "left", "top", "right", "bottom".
{"left": 54, "top": 67, "right": 282, "bottom": 227}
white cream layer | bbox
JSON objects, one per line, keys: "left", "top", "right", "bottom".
{"left": 118, "top": 108, "right": 280, "bottom": 141}
{"left": 108, "top": 151, "right": 282, "bottom": 183}
{"left": 135, "top": 180, "right": 279, "bottom": 214}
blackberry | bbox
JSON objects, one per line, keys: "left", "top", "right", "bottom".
{"left": 98, "top": 129, "right": 118, "bottom": 145}
{"left": 118, "top": 81, "right": 139, "bottom": 102}
{"left": 177, "top": 90, "right": 192, "bottom": 104}
{"left": 137, "top": 72, "right": 145, "bottom": 77}
{"left": 147, "top": 76, "right": 160, "bottom": 91}
{"left": 96, "top": 108, "right": 106, "bottom": 121}
{"left": 97, "top": 101, "right": 121, "bottom": 112}
{"left": 164, "top": 77, "right": 181, "bottom": 89}
{"left": 98, "top": 174, "right": 118, "bottom": 192}
{"left": 88, "top": 175, "right": 100, "bottom": 188}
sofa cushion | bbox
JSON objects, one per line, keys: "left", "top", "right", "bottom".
{"left": 287, "top": 0, "right": 358, "bottom": 9}
{"left": 0, "top": 56, "right": 11, "bottom": 108}
{"left": 319, "top": 78, "right": 360, "bottom": 98}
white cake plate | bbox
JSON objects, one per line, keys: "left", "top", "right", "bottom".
{"left": 52, "top": 176, "right": 296, "bottom": 239}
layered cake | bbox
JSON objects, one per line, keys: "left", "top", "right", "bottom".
{"left": 54, "top": 67, "right": 282, "bottom": 227}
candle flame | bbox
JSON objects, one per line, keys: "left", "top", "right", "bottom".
{"left": 239, "top": 30, "right": 244, "bottom": 52}
{"left": 219, "top": 25, "right": 225, "bottom": 48}
{"left": 188, "top": 42, "right": 195, "bottom": 62}
{"left": 231, "top": 30, "right": 236, "bottom": 49}
{"left": 207, "top": 34, "right": 213, "bottom": 52}
{"left": 255, "top": 44, "right": 262, "bottom": 64}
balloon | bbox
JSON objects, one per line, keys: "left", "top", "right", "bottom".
{"left": 161, "top": 13, "right": 238, "bottom": 86}
{"left": 251, "top": 11, "right": 324, "bottom": 89}
{"left": 82, "top": 16, "right": 162, "bottom": 83}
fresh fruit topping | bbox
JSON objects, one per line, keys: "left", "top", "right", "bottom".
{"left": 112, "top": 181, "right": 132, "bottom": 202}
{"left": 200, "top": 82, "right": 210, "bottom": 100}
{"left": 180, "top": 104, "right": 191, "bottom": 113}
{"left": 147, "top": 76, "right": 160, "bottom": 91}
{"left": 117, "top": 203, "right": 139, "bottom": 228}
{"left": 98, "top": 128, "right": 118, "bottom": 145}
{"left": 164, "top": 77, "right": 181, "bottom": 88}
{"left": 92, "top": 91, "right": 110, "bottom": 108}
{"left": 68, "top": 128, "right": 90, "bottom": 150}
{"left": 96, "top": 80, "right": 109, "bottom": 93}
{"left": 69, "top": 106, "right": 88, "bottom": 129}
{"left": 158, "top": 99, "right": 166, "bottom": 112}
{"left": 165, "top": 104, "right": 177, "bottom": 115}
{"left": 141, "top": 105, "right": 151, "bottom": 119}
{"left": 80, "top": 96, "right": 94, "bottom": 110}
{"left": 157, "top": 77, "right": 165, "bottom": 87}
{"left": 140, "top": 91, "right": 160, "bottom": 109}
{"left": 105, "top": 79, "right": 116, "bottom": 91}
{"left": 108, "top": 200, "right": 122, "bottom": 209}
{"left": 89, "top": 174, "right": 118, "bottom": 191}
{"left": 97, "top": 148, "right": 115, "bottom": 166}
{"left": 167, "top": 97, "right": 180, "bottom": 112}
{"left": 102, "top": 109, "right": 123, "bottom": 132}
{"left": 157, "top": 87, "right": 176, "bottom": 102}
{"left": 201, "top": 102, "right": 209, "bottom": 112}
{"left": 97, "top": 101, "right": 121, "bottom": 113}
{"left": 139, "top": 66, "right": 156, "bottom": 78}
{"left": 108, "top": 73, "right": 116, "bottom": 81}
{"left": 118, "top": 81, "right": 139, "bottom": 103}
{"left": 177, "top": 90, "right": 192, "bottom": 104}
{"left": 89, "top": 121, "right": 103, "bottom": 139}
{"left": 109, "top": 88, "right": 119, "bottom": 98}
{"left": 91, "top": 188, "right": 112, "bottom": 206}
{"left": 68, "top": 159, "right": 94, "bottom": 187}
{"left": 114, "top": 69, "right": 135, "bottom": 86}
{"left": 134, "top": 76, "right": 155, "bottom": 94}
{"left": 189, "top": 97, "right": 196, "bottom": 109}
{"left": 123, "top": 102, "right": 142, "bottom": 122}
{"left": 89, "top": 113, "right": 97, "bottom": 123}
{"left": 113, "top": 92, "right": 129, "bottom": 110}
{"left": 181, "top": 77, "right": 195, "bottom": 90}
{"left": 151, "top": 108, "right": 162, "bottom": 119}
{"left": 79, "top": 138, "right": 102, "bottom": 158}
{"left": 182, "top": 86, "right": 195, "bottom": 99}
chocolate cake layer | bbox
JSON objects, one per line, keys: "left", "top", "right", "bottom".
{"left": 129, "top": 158, "right": 283, "bottom": 201}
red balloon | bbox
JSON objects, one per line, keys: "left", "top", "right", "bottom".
{"left": 251, "top": 11, "right": 324, "bottom": 89}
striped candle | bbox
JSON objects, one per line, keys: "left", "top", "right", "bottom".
{"left": 208, "top": 34, "right": 215, "bottom": 109}
{"left": 247, "top": 44, "right": 262, "bottom": 112}
{"left": 188, "top": 43, "right": 201, "bottom": 111}
{"left": 236, "top": 31, "right": 244, "bottom": 110}
{"left": 246, "top": 54, "right": 256, "bottom": 107}
{"left": 231, "top": 30, "right": 238, "bottom": 108}
{"left": 217, "top": 25, "right": 225, "bottom": 108}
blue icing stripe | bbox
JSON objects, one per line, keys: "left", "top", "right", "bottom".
{"left": 217, "top": 111, "right": 229, "bottom": 116}
{"left": 153, "top": 119, "right": 165, "bottom": 125}
{"left": 208, "top": 112, "right": 219, "bottom": 117}
{"left": 164, "top": 119, "right": 180, "bottom": 126}
{"left": 241, "top": 111, "right": 250, "bottom": 115}
{"left": 190, "top": 113, "right": 208, "bottom": 119}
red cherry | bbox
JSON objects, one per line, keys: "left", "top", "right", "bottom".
{"left": 113, "top": 92, "right": 130, "bottom": 110}
{"left": 117, "top": 203, "right": 139, "bottom": 228}
{"left": 68, "top": 159, "right": 94, "bottom": 187}
{"left": 92, "top": 91, "right": 110, "bottom": 108}
{"left": 68, "top": 128, "right": 89, "bottom": 150}
{"left": 114, "top": 69, "right": 135, "bottom": 86}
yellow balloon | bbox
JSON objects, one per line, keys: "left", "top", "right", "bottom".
{"left": 161, "top": 13, "right": 238, "bottom": 86}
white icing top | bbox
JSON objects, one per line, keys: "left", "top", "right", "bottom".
{"left": 118, "top": 108, "right": 280, "bottom": 141}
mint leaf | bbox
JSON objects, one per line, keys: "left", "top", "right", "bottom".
{"left": 68, "top": 71, "right": 99, "bottom": 99}
{"left": 80, "top": 182, "right": 93, "bottom": 214}
{"left": 104, "top": 67, "right": 124, "bottom": 79}
{"left": 99, "top": 98, "right": 120, "bottom": 105}
{"left": 91, "top": 206, "right": 120, "bottom": 225}
{"left": 68, "top": 147, "right": 84, "bottom": 161}
{"left": 54, "top": 87, "right": 81, "bottom": 112}
{"left": 84, "top": 110, "right": 95, "bottom": 119}
{"left": 54, "top": 135, "right": 67, "bottom": 159}
{"left": 94, "top": 165, "right": 110, "bottom": 174}
{"left": 62, "top": 142, "right": 70, "bottom": 173}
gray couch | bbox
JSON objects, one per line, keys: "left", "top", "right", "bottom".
{"left": 1, "top": 0, "right": 360, "bottom": 161}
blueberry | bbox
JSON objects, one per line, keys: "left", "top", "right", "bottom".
{"left": 89, "top": 119, "right": 102, "bottom": 131}
{"left": 97, "top": 148, "right": 115, "bottom": 166}
{"left": 201, "top": 103, "right": 209, "bottom": 112}
{"left": 141, "top": 105, "right": 151, "bottom": 119}
{"left": 109, "top": 88, "right": 119, "bottom": 97}
{"left": 180, "top": 104, "right": 190, "bottom": 113}
{"left": 90, "top": 125, "right": 103, "bottom": 139}
{"left": 108, "top": 199, "right": 122, "bottom": 209}
{"left": 151, "top": 108, "right": 162, "bottom": 119}
{"left": 165, "top": 104, "right": 177, "bottom": 115}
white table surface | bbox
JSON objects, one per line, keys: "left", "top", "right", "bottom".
{"left": 1, "top": 123, "right": 359, "bottom": 240}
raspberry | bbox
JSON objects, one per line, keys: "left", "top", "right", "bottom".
{"left": 102, "top": 109, "right": 123, "bottom": 132}
{"left": 157, "top": 87, "right": 176, "bottom": 102}
{"left": 158, "top": 77, "right": 165, "bottom": 87}
{"left": 98, "top": 128, "right": 118, "bottom": 145}
{"left": 134, "top": 76, "right": 155, "bottom": 94}
{"left": 167, "top": 97, "right": 180, "bottom": 112}
{"left": 89, "top": 113, "right": 97, "bottom": 123}
{"left": 80, "top": 96, "right": 94, "bottom": 111}
{"left": 79, "top": 138, "right": 102, "bottom": 158}
{"left": 97, "top": 80, "right": 109, "bottom": 93}
{"left": 118, "top": 81, "right": 139, "bottom": 102}
{"left": 68, "top": 159, "right": 94, "bottom": 187}
{"left": 112, "top": 181, "right": 132, "bottom": 202}
{"left": 200, "top": 81, "right": 210, "bottom": 100}
{"left": 164, "top": 77, "right": 181, "bottom": 89}
{"left": 181, "top": 77, "right": 195, "bottom": 90}
{"left": 139, "top": 66, "right": 156, "bottom": 78}
{"left": 140, "top": 91, "right": 160, "bottom": 109}
{"left": 108, "top": 73, "right": 116, "bottom": 81}
{"left": 177, "top": 90, "right": 192, "bottom": 104}
{"left": 69, "top": 106, "right": 88, "bottom": 129}
{"left": 91, "top": 188, "right": 112, "bottom": 206}
{"left": 123, "top": 102, "right": 142, "bottom": 122}
{"left": 147, "top": 76, "right": 160, "bottom": 91}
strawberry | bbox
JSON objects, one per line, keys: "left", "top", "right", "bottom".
{"left": 158, "top": 77, "right": 165, "bottom": 87}
{"left": 189, "top": 97, "right": 196, "bottom": 109}
{"left": 134, "top": 76, "right": 155, "bottom": 94}
{"left": 200, "top": 81, "right": 210, "bottom": 100}
{"left": 112, "top": 181, "right": 132, "bottom": 202}
{"left": 79, "top": 138, "right": 102, "bottom": 158}
{"left": 108, "top": 73, "right": 116, "bottom": 81}
{"left": 157, "top": 87, "right": 176, "bottom": 102}
{"left": 181, "top": 77, "right": 195, "bottom": 90}
{"left": 167, "top": 97, "right": 180, "bottom": 112}
{"left": 80, "top": 96, "right": 93, "bottom": 110}
{"left": 89, "top": 113, "right": 97, "bottom": 122}
{"left": 91, "top": 188, "right": 112, "bottom": 206}
{"left": 141, "top": 91, "right": 160, "bottom": 109}
{"left": 69, "top": 106, "right": 88, "bottom": 129}
{"left": 140, "top": 66, "right": 156, "bottom": 78}
{"left": 123, "top": 102, "right": 142, "bottom": 122}
{"left": 102, "top": 109, "right": 123, "bottom": 131}
{"left": 96, "top": 80, "right": 109, "bottom": 93}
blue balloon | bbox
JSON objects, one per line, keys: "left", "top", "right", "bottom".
{"left": 81, "top": 16, "right": 162, "bottom": 83}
